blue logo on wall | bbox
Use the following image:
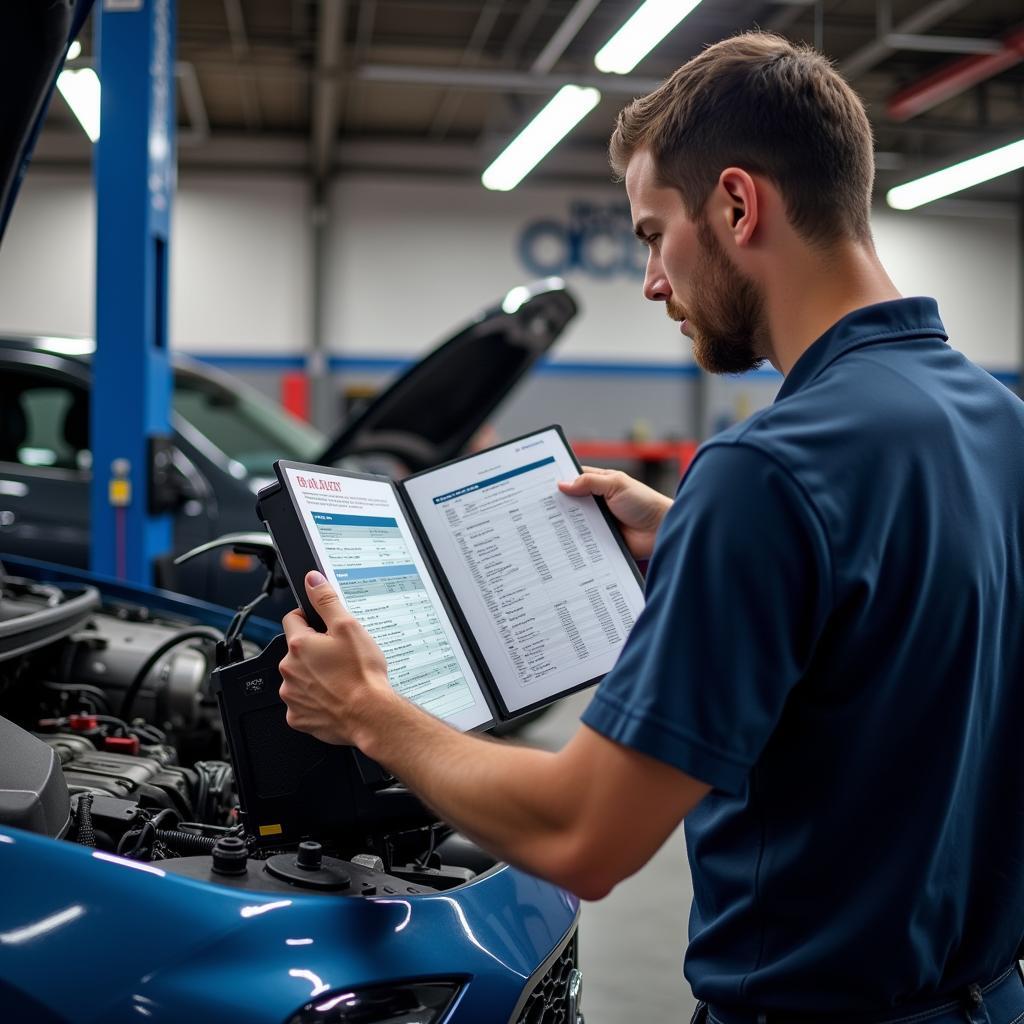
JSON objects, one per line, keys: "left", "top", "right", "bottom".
{"left": 518, "top": 201, "right": 646, "bottom": 280}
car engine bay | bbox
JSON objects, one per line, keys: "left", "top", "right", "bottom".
{"left": 0, "top": 561, "right": 494, "bottom": 899}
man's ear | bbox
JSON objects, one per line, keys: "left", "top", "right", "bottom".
{"left": 715, "top": 167, "right": 759, "bottom": 248}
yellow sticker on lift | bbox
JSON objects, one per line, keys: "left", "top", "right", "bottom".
{"left": 259, "top": 823, "right": 283, "bottom": 837}
{"left": 108, "top": 479, "right": 132, "bottom": 507}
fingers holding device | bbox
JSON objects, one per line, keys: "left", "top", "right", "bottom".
{"left": 279, "top": 570, "right": 394, "bottom": 747}
{"left": 558, "top": 466, "right": 673, "bottom": 561}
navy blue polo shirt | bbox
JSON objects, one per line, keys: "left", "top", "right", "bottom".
{"left": 582, "top": 298, "right": 1024, "bottom": 1012}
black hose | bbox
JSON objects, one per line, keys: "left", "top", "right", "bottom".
{"left": 131, "top": 722, "right": 167, "bottom": 746}
{"left": 150, "top": 808, "right": 179, "bottom": 832}
{"left": 43, "top": 682, "right": 111, "bottom": 715}
{"left": 118, "top": 820, "right": 155, "bottom": 857}
{"left": 194, "top": 766, "right": 210, "bottom": 822}
{"left": 75, "top": 794, "right": 96, "bottom": 848}
{"left": 194, "top": 760, "right": 233, "bottom": 821}
{"left": 93, "top": 713, "right": 131, "bottom": 735}
{"left": 119, "top": 626, "right": 223, "bottom": 721}
{"left": 224, "top": 579, "right": 272, "bottom": 647}
{"left": 156, "top": 829, "right": 218, "bottom": 855}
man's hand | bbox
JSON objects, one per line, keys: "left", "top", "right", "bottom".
{"left": 558, "top": 466, "right": 673, "bottom": 560}
{"left": 279, "top": 571, "right": 397, "bottom": 747}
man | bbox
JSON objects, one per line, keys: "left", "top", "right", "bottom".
{"left": 280, "top": 32, "right": 1024, "bottom": 1022}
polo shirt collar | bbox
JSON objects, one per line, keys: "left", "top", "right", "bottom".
{"left": 775, "top": 296, "right": 948, "bottom": 402}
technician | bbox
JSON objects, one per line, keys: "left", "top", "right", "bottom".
{"left": 279, "top": 32, "right": 1024, "bottom": 1023}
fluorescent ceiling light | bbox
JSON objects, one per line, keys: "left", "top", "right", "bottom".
{"left": 595, "top": 0, "right": 705, "bottom": 74}
{"left": 482, "top": 85, "right": 601, "bottom": 191}
{"left": 886, "top": 137, "right": 1024, "bottom": 210}
{"left": 57, "top": 67, "right": 101, "bottom": 143}
{"left": 66, "top": 40, "right": 82, "bottom": 61}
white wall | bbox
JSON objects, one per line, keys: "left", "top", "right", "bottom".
{"left": 0, "top": 170, "right": 1019, "bottom": 372}
{"left": 327, "top": 176, "right": 676, "bottom": 362}
{"left": 172, "top": 175, "right": 312, "bottom": 353}
{"left": 873, "top": 208, "right": 1020, "bottom": 370}
{"left": 0, "top": 171, "right": 312, "bottom": 354}
{"left": 0, "top": 173, "right": 96, "bottom": 338}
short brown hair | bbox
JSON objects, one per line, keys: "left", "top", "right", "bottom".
{"left": 610, "top": 32, "right": 875, "bottom": 245}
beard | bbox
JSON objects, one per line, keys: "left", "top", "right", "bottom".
{"left": 668, "top": 217, "right": 770, "bottom": 375}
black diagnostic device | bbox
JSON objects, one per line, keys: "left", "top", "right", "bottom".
{"left": 212, "top": 634, "right": 426, "bottom": 847}
{"left": 253, "top": 478, "right": 328, "bottom": 633}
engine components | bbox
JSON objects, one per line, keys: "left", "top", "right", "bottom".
{"left": 57, "top": 613, "right": 213, "bottom": 730}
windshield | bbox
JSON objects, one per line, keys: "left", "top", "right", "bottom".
{"left": 172, "top": 368, "right": 325, "bottom": 476}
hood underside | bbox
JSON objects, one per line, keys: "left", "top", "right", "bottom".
{"left": 315, "top": 279, "right": 579, "bottom": 473}
{"left": 0, "top": 1, "right": 93, "bottom": 243}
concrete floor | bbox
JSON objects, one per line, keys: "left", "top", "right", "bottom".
{"left": 519, "top": 689, "right": 699, "bottom": 1023}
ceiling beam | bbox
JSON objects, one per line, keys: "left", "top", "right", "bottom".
{"left": 340, "top": 136, "right": 615, "bottom": 181}
{"left": 884, "top": 33, "right": 1005, "bottom": 56}
{"left": 29, "top": 130, "right": 614, "bottom": 180}
{"left": 531, "top": 0, "right": 602, "bottom": 74}
{"left": 311, "top": 0, "right": 345, "bottom": 185}
{"left": 30, "top": 128, "right": 1024, "bottom": 195}
{"left": 430, "top": 0, "right": 507, "bottom": 138}
{"left": 839, "top": 0, "right": 973, "bottom": 80}
{"left": 358, "top": 64, "right": 664, "bottom": 95}
{"left": 223, "top": 0, "right": 262, "bottom": 129}
{"left": 500, "top": 0, "right": 548, "bottom": 65}
{"left": 176, "top": 62, "right": 210, "bottom": 145}
{"left": 887, "top": 25, "right": 1024, "bottom": 122}
{"left": 344, "top": 0, "right": 377, "bottom": 129}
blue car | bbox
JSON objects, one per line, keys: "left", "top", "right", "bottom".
{"left": 0, "top": 5, "right": 581, "bottom": 1023}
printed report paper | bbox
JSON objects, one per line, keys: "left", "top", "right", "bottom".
{"left": 283, "top": 466, "right": 492, "bottom": 732}
{"left": 403, "top": 427, "right": 645, "bottom": 713}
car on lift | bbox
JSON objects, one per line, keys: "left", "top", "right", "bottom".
{"left": 0, "top": 3, "right": 582, "bottom": 1023}
{"left": 0, "top": 277, "right": 577, "bottom": 617}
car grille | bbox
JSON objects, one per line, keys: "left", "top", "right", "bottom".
{"left": 514, "top": 929, "right": 579, "bottom": 1024}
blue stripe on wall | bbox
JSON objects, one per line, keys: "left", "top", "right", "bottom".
{"left": 188, "top": 352, "right": 1020, "bottom": 386}
{"left": 193, "top": 353, "right": 705, "bottom": 378}
{"left": 328, "top": 356, "right": 411, "bottom": 373}
{"left": 531, "top": 360, "right": 701, "bottom": 378}
{"left": 197, "top": 353, "right": 307, "bottom": 370}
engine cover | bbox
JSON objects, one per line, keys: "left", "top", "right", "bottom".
{"left": 0, "top": 716, "right": 70, "bottom": 838}
{"left": 37, "top": 736, "right": 196, "bottom": 817}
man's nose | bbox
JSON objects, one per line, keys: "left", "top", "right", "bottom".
{"left": 643, "top": 258, "right": 670, "bottom": 302}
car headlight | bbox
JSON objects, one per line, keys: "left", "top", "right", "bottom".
{"left": 283, "top": 981, "right": 461, "bottom": 1024}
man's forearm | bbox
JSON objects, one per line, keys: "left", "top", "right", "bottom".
{"left": 280, "top": 578, "right": 707, "bottom": 900}
{"left": 356, "top": 694, "right": 595, "bottom": 893}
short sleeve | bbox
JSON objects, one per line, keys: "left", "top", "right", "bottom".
{"left": 581, "top": 442, "right": 832, "bottom": 795}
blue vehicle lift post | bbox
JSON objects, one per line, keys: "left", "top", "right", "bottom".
{"left": 91, "top": 0, "right": 176, "bottom": 583}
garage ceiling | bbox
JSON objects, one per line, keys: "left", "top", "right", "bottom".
{"left": 33, "top": 0, "right": 1024, "bottom": 202}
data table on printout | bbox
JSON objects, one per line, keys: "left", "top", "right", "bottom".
{"left": 433, "top": 456, "right": 638, "bottom": 689}
{"left": 309, "top": 510, "right": 475, "bottom": 721}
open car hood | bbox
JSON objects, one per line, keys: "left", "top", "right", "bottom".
{"left": 0, "top": 1, "right": 93, "bottom": 243}
{"left": 315, "top": 278, "right": 578, "bottom": 473}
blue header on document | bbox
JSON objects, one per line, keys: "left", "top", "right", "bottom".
{"left": 432, "top": 457, "right": 556, "bottom": 505}
{"left": 310, "top": 512, "right": 399, "bottom": 528}
{"left": 334, "top": 564, "right": 417, "bottom": 581}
